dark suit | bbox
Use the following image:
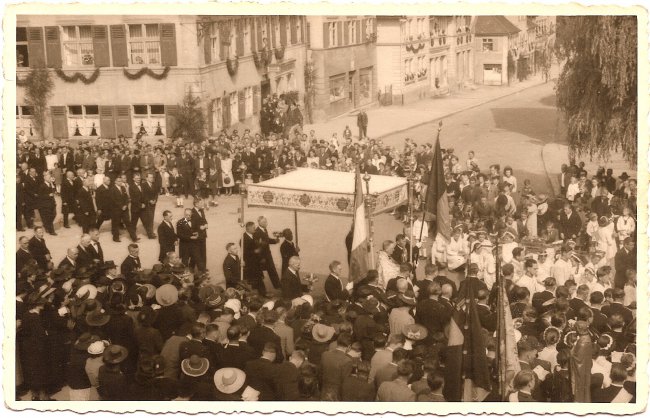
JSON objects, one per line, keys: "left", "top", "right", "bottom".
{"left": 247, "top": 325, "right": 284, "bottom": 363}
{"left": 60, "top": 178, "right": 76, "bottom": 228}
{"left": 275, "top": 361, "right": 301, "bottom": 401}
{"left": 142, "top": 181, "right": 158, "bottom": 237}
{"left": 324, "top": 274, "right": 349, "bottom": 302}
{"left": 245, "top": 357, "right": 280, "bottom": 400}
{"left": 477, "top": 303, "right": 497, "bottom": 332}
{"left": 76, "top": 245, "right": 95, "bottom": 269}
{"left": 179, "top": 339, "right": 210, "bottom": 361}
{"left": 415, "top": 298, "right": 447, "bottom": 340}
{"left": 569, "top": 298, "right": 590, "bottom": 315}
{"left": 220, "top": 342, "right": 256, "bottom": 370}
{"left": 320, "top": 348, "right": 354, "bottom": 399}
{"left": 37, "top": 180, "right": 57, "bottom": 233}
{"left": 59, "top": 153, "right": 75, "bottom": 173}
{"left": 254, "top": 226, "right": 280, "bottom": 288}
{"left": 280, "top": 240, "right": 299, "bottom": 275}
{"left": 190, "top": 208, "right": 208, "bottom": 270}
{"left": 614, "top": 247, "right": 635, "bottom": 289}
{"left": 559, "top": 210, "right": 582, "bottom": 239}
{"left": 75, "top": 187, "right": 96, "bottom": 234}
{"left": 58, "top": 256, "right": 77, "bottom": 272}
{"left": 16, "top": 248, "right": 35, "bottom": 274}
{"left": 157, "top": 220, "right": 177, "bottom": 262}
{"left": 591, "top": 307, "right": 609, "bottom": 335}
{"left": 104, "top": 159, "right": 118, "bottom": 181}
{"left": 94, "top": 184, "right": 111, "bottom": 229}
{"left": 392, "top": 244, "right": 408, "bottom": 265}
{"left": 280, "top": 268, "right": 309, "bottom": 300}
{"left": 28, "top": 236, "right": 50, "bottom": 271}
{"left": 601, "top": 302, "right": 634, "bottom": 326}
{"left": 121, "top": 255, "right": 142, "bottom": 283}
{"left": 129, "top": 182, "right": 148, "bottom": 235}
{"left": 243, "top": 232, "right": 265, "bottom": 295}
{"left": 592, "top": 384, "right": 631, "bottom": 403}
{"left": 89, "top": 241, "right": 104, "bottom": 264}
{"left": 177, "top": 218, "right": 200, "bottom": 270}
{"left": 108, "top": 185, "right": 136, "bottom": 241}
{"left": 222, "top": 254, "right": 241, "bottom": 288}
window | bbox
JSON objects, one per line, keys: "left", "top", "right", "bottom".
{"left": 16, "top": 27, "right": 29, "bottom": 67}
{"left": 482, "top": 38, "right": 494, "bottom": 52}
{"left": 227, "top": 23, "right": 235, "bottom": 58}
{"left": 348, "top": 20, "right": 356, "bottom": 44}
{"left": 229, "top": 92, "right": 238, "bottom": 123}
{"left": 67, "top": 104, "right": 100, "bottom": 137}
{"left": 62, "top": 26, "right": 94, "bottom": 67}
{"left": 359, "top": 67, "right": 372, "bottom": 105}
{"left": 287, "top": 72, "right": 296, "bottom": 91}
{"left": 210, "top": 22, "right": 219, "bottom": 63}
{"left": 132, "top": 104, "right": 166, "bottom": 137}
{"left": 274, "top": 17, "right": 281, "bottom": 47}
{"left": 244, "top": 20, "right": 251, "bottom": 54}
{"left": 212, "top": 98, "right": 222, "bottom": 133}
{"left": 16, "top": 105, "right": 35, "bottom": 137}
{"left": 329, "top": 74, "right": 346, "bottom": 102}
{"left": 245, "top": 87, "right": 253, "bottom": 117}
{"left": 329, "top": 22, "right": 337, "bottom": 47}
{"left": 128, "top": 24, "right": 161, "bottom": 65}
{"left": 295, "top": 17, "right": 303, "bottom": 43}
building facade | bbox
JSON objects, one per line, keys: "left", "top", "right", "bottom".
{"left": 428, "top": 15, "right": 474, "bottom": 96}
{"left": 472, "top": 16, "right": 520, "bottom": 86}
{"left": 16, "top": 15, "right": 308, "bottom": 141}
{"left": 306, "top": 16, "right": 377, "bottom": 122}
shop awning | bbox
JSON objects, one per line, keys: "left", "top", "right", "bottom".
{"left": 246, "top": 168, "right": 408, "bottom": 216}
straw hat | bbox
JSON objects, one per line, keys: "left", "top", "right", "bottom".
{"left": 87, "top": 340, "right": 107, "bottom": 355}
{"left": 74, "top": 332, "right": 100, "bottom": 351}
{"left": 86, "top": 309, "right": 110, "bottom": 327}
{"left": 403, "top": 323, "right": 428, "bottom": 341}
{"left": 76, "top": 284, "right": 98, "bottom": 301}
{"left": 312, "top": 323, "right": 335, "bottom": 343}
{"left": 181, "top": 355, "right": 209, "bottom": 377}
{"left": 214, "top": 368, "right": 246, "bottom": 394}
{"left": 155, "top": 284, "right": 179, "bottom": 307}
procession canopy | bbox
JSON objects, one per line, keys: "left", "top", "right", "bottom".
{"left": 246, "top": 168, "right": 408, "bottom": 215}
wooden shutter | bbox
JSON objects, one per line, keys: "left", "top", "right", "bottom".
{"left": 271, "top": 17, "right": 277, "bottom": 47}
{"left": 27, "top": 27, "right": 46, "bottom": 67}
{"left": 44, "top": 26, "right": 61, "bottom": 68}
{"left": 92, "top": 25, "right": 110, "bottom": 67}
{"left": 223, "top": 96, "right": 231, "bottom": 128}
{"left": 337, "top": 21, "right": 343, "bottom": 46}
{"left": 344, "top": 22, "right": 350, "bottom": 45}
{"left": 323, "top": 22, "right": 329, "bottom": 48}
{"left": 110, "top": 25, "right": 128, "bottom": 67}
{"left": 266, "top": 18, "right": 272, "bottom": 48}
{"left": 361, "top": 20, "right": 367, "bottom": 42}
{"left": 165, "top": 105, "right": 179, "bottom": 138}
{"left": 250, "top": 18, "right": 257, "bottom": 52}
{"left": 356, "top": 20, "right": 361, "bottom": 44}
{"left": 290, "top": 16, "right": 297, "bottom": 44}
{"left": 238, "top": 90, "right": 246, "bottom": 121}
{"left": 236, "top": 21, "right": 244, "bottom": 57}
{"left": 256, "top": 17, "right": 264, "bottom": 50}
{"left": 99, "top": 106, "right": 116, "bottom": 138}
{"left": 51, "top": 106, "right": 68, "bottom": 139}
{"left": 203, "top": 25, "right": 211, "bottom": 64}
{"left": 206, "top": 101, "right": 213, "bottom": 135}
{"left": 253, "top": 85, "right": 260, "bottom": 114}
{"left": 160, "top": 23, "right": 177, "bottom": 66}
{"left": 280, "top": 16, "right": 287, "bottom": 46}
{"left": 115, "top": 105, "right": 132, "bottom": 138}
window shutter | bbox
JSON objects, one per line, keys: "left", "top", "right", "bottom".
{"left": 337, "top": 21, "right": 343, "bottom": 46}
{"left": 99, "top": 106, "right": 116, "bottom": 138}
{"left": 290, "top": 16, "right": 297, "bottom": 44}
{"left": 266, "top": 18, "right": 272, "bottom": 48}
{"left": 361, "top": 20, "right": 367, "bottom": 42}
{"left": 256, "top": 17, "right": 264, "bottom": 51}
{"left": 207, "top": 101, "right": 213, "bottom": 135}
{"left": 280, "top": 16, "right": 287, "bottom": 46}
{"left": 223, "top": 96, "right": 230, "bottom": 128}
{"left": 115, "top": 105, "right": 132, "bottom": 138}
{"left": 323, "top": 22, "right": 329, "bottom": 48}
{"left": 238, "top": 90, "right": 246, "bottom": 121}
{"left": 165, "top": 105, "right": 179, "bottom": 138}
{"left": 92, "top": 25, "right": 110, "bottom": 67}
{"left": 344, "top": 22, "right": 350, "bottom": 45}
{"left": 373, "top": 18, "right": 377, "bottom": 35}
{"left": 271, "top": 17, "right": 277, "bottom": 47}
{"left": 253, "top": 85, "right": 260, "bottom": 114}
{"left": 203, "top": 25, "right": 212, "bottom": 64}
{"left": 27, "top": 27, "right": 46, "bottom": 67}
{"left": 160, "top": 23, "right": 177, "bottom": 66}
{"left": 44, "top": 26, "right": 61, "bottom": 68}
{"left": 236, "top": 21, "right": 244, "bottom": 57}
{"left": 51, "top": 106, "right": 68, "bottom": 139}
{"left": 250, "top": 18, "right": 257, "bottom": 52}
{"left": 305, "top": 20, "right": 309, "bottom": 46}
{"left": 356, "top": 20, "right": 361, "bottom": 44}
{"left": 110, "top": 25, "right": 128, "bottom": 67}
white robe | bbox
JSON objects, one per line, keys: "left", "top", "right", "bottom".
{"left": 377, "top": 251, "right": 400, "bottom": 290}
{"left": 446, "top": 236, "right": 468, "bottom": 270}
{"left": 431, "top": 234, "right": 448, "bottom": 265}
{"left": 594, "top": 224, "right": 617, "bottom": 260}
{"left": 616, "top": 216, "right": 635, "bottom": 241}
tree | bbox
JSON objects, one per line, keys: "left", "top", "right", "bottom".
{"left": 555, "top": 16, "right": 637, "bottom": 165}
{"left": 24, "top": 67, "right": 54, "bottom": 140}
{"left": 172, "top": 91, "right": 207, "bottom": 143}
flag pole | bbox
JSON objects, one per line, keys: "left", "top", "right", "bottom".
{"left": 495, "top": 236, "right": 505, "bottom": 400}
{"left": 419, "top": 121, "right": 443, "bottom": 245}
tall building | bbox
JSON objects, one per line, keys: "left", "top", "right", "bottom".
{"left": 15, "top": 15, "right": 308, "bottom": 141}
{"left": 472, "top": 16, "right": 520, "bottom": 85}
{"left": 306, "top": 16, "right": 377, "bottom": 122}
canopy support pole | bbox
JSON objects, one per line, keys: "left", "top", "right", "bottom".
{"left": 294, "top": 210, "right": 299, "bottom": 247}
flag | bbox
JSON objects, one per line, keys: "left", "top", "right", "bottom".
{"left": 423, "top": 136, "right": 451, "bottom": 241}
{"left": 443, "top": 279, "right": 492, "bottom": 402}
{"left": 497, "top": 270, "right": 521, "bottom": 399}
{"left": 349, "top": 166, "right": 369, "bottom": 284}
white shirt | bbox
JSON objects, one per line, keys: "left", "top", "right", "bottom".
{"left": 551, "top": 258, "right": 572, "bottom": 286}
{"left": 515, "top": 274, "right": 541, "bottom": 296}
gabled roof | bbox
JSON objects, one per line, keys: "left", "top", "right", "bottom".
{"left": 474, "top": 16, "right": 521, "bottom": 36}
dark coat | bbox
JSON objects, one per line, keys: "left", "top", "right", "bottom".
{"left": 98, "top": 366, "right": 129, "bottom": 400}
{"left": 157, "top": 221, "right": 177, "bottom": 260}
{"left": 245, "top": 357, "right": 280, "bottom": 400}
{"left": 614, "top": 247, "right": 636, "bottom": 288}
{"left": 280, "top": 240, "right": 299, "bottom": 275}
{"left": 121, "top": 255, "right": 142, "bottom": 282}
{"left": 76, "top": 244, "right": 95, "bottom": 269}
{"left": 275, "top": 361, "right": 301, "bottom": 401}
{"left": 16, "top": 248, "right": 35, "bottom": 274}
{"left": 253, "top": 226, "right": 278, "bottom": 268}
{"left": 248, "top": 325, "right": 284, "bottom": 363}
{"left": 219, "top": 342, "right": 257, "bottom": 370}
{"left": 94, "top": 184, "right": 111, "bottom": 213}
{"left": 559, "top": 210, "right": 582, "bottom": 239}
{"left": 59, "top": 152, "right": 75, "bottom": 173}
{"left": 154, "top": 304, "right": 186, "bottom": 342}
{"left": 324, "top": 274, "right": 349, "bottom": 302}
{"left": 179, "top": 339, "right": 210, "bottom": 361}
{"left": 129, "top": 182, "right": 146, "bottom": 213}
{"left": 280, "top": 268, "right": 309, "bottom": 301}
{"left": 601, "top": 302, "right": 634, "bottom": 326}
{"left": 28, "top": 236, "right": 50, "bottom": 271}
{"left": 66, "top": 349, "right": 92, "bottom": 390}
{"left": 190, "top": 208, "right": 208, "bottom": 240}
{"left": 108, "top": 185, "right": 129, "bottom": 215}
{"left": 61, "top": 177, "right": 76, "bottom": 205}
{"left": 222, "top": 254, "right": 241, "bottom": 287}
{"left": 142, "top": 181, "right": 158, "bottom": 207}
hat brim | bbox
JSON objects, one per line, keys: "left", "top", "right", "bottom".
{"left": 312, "top": 326, "right": 335, "bottom": 343}
{"left": 103, "top": 347, "right": 128, "bottom": 364}
{"left": 181, "top": 359, "right": 210, "bottom": 377}
{"left": 214, "top": 368, "right": 246, "bottom": 394}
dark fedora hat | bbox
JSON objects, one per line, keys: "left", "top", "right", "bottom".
{"left": 74, "top": 332, "right": 100, "bottom": 351}
{"left": 86, "top": 309, "right": 111, "bottom": 327}
{"left": 51, "top": 266, "right": 73, "bottom": 282}
{"left": 99, "top": 260, "right": 117, "bottom": 271}
{"left": 103, "top": 344, "right": 128, "bottom": 364}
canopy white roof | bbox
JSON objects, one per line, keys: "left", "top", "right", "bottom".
{"left": 246, "top": 168, "right": 408, "bottom": 215}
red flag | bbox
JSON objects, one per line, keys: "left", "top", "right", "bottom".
{"left": 424, "top": 136, "right": 451, "bottom": 241}
{"left": 349, "top": 166, "right": 369, "bottom": 283}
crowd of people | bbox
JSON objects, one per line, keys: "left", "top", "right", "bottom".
{"left": 15, "top": 121, "right": 638, "bottom": 403}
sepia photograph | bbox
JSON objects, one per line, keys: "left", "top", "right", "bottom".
{"left": 4, "top": 2, "right": 647, "bottom": 414}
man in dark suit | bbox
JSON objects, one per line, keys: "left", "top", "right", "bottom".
{"left": 280, "top": 256, "right": 311, "bottom": 300}
{"left": 279, "top": 229, "right": 299, "bottom": 275}
{"left": 75, "top": 178, "right": 96, "bottom": 234}
{"left": 179, "top": 323, "right": 210, "bottom": 360}
{"left": 76, "top": 234, "right": 95, "bottom": 270}
{"left": 357, "top": 109, "right": 368, "bottom": 140}
{"left": 476, "top": 289, "right": 497, "bottom": 333}
{"left": 532, "top": 277, "right": 557, "bottom": 314}
{"left": 254, "top": 216, "right": 281, "bottom": 289}
{"left": 589, "top": 291, "right": 609, "bottom": 335}
{"left": 35, "top": 172, "right": 58, "bottom": 236}
{"left": 120, "top": 243, "right": 142, "bottom": 283}
{"left": 320, "top": 332, "right": 354, "bottom": 399}
{"left": 142, "top": 172, "right": 158, "bottom": 239}
{"left": 592, "top": 364, "right": 633, "bottom": 403}
{"left": 95, "top": 176, "right": 112, "bottom": 230}
{"left": 247, "top": 310, "right": 284, "bottom": 363}
{"left": 601, "top": 288, "right": 634, "bottom": 326}
{"left": 242, "top": 222, "right": 265, "bottom": 296}
{"left": 415, "top": 281, "right": 446, "bottom": 343}
{"left": 22, "top": 168, "right": 39, "bottom": 229}
{"left": 190, "top": 198, "right": 208, "bottom": 272}
{"left": 244, "top": 342, "right": 281, "bottom": 401}
{"left": 222, "top": 243, "right": 242, "bottom": 289}
{"left": 614, "top": 238, "right": 636, "bottom": 289}
{"left": 457, "top": 264, "right": 488, "bottom": 301}
{"left": 59, "top": 146, "right": 75, "bottom": 173}
{"left": 129, "top": 173, "right": 149, "bottom": 237}
{"left": 392, "top": 234, "right": 409, "bottom": 265}
{"left": 558, "top": 203, "right": 582, "bottom": 241}
{"left": 16, "top": 236, "right": 35, "bottom": 274}
{"left": 58, "top": 247, "right": 79, "bottom": 271}
{"left": 88, "top": 228, "right": 104, "bottom": 264}
{"left": 60, "top": 171, "right": 76, "bottom": 229}
{"left": 324, "top": 260, "right": 350, "bottom": 302}
{"left": 27, "top": 226, "right": 51, "bottom": 271}
{"left": 274, "top": 350, "right": 305, "bottom": 401}
{"left": 157, "top": 210, "right": 177, "bottom": 263}
{"left": 109, "top": 176, "right": 137, "bottom": 243}
{"left": 569, "top": 284, "right": 591, "bottom": 313}
{"left": 177, "top": 209, "right": 200, "bottom": 270}
{"left": 220, "top": 325, "right": 256, "bottom": 370}
{"left": 176, "top": 150, "right": 195, "bottom": 197}
{"left": 104, "top": 154, "right": 118, "bottom": 182}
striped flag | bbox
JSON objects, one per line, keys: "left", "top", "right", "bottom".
{"left": 349, "top": 166, "right": 369, "bottom": 284}
{"left": 497, "top": 272, "right": 521, "bottom": 399}
{"left": 443, "top": 279, "right": 492, "bottom": 402}
{"left": 424, "top": 135, "right": 451, "bottom": 241}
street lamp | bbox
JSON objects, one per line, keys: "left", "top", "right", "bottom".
{"left": 363, "top": 172, "right": 379, "bottom": 269}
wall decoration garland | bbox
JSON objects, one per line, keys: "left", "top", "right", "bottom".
{"left": 226, "top": 56, "right": 239, "bottom": 76}
{"left": 274, "top": 45, "right": 285, "bottom": 61}
{"left": 55, "top": 68, "right": 101, "bottom": 84}
{"left": 123, "top": 66, "right": 171, "bottom": 80}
